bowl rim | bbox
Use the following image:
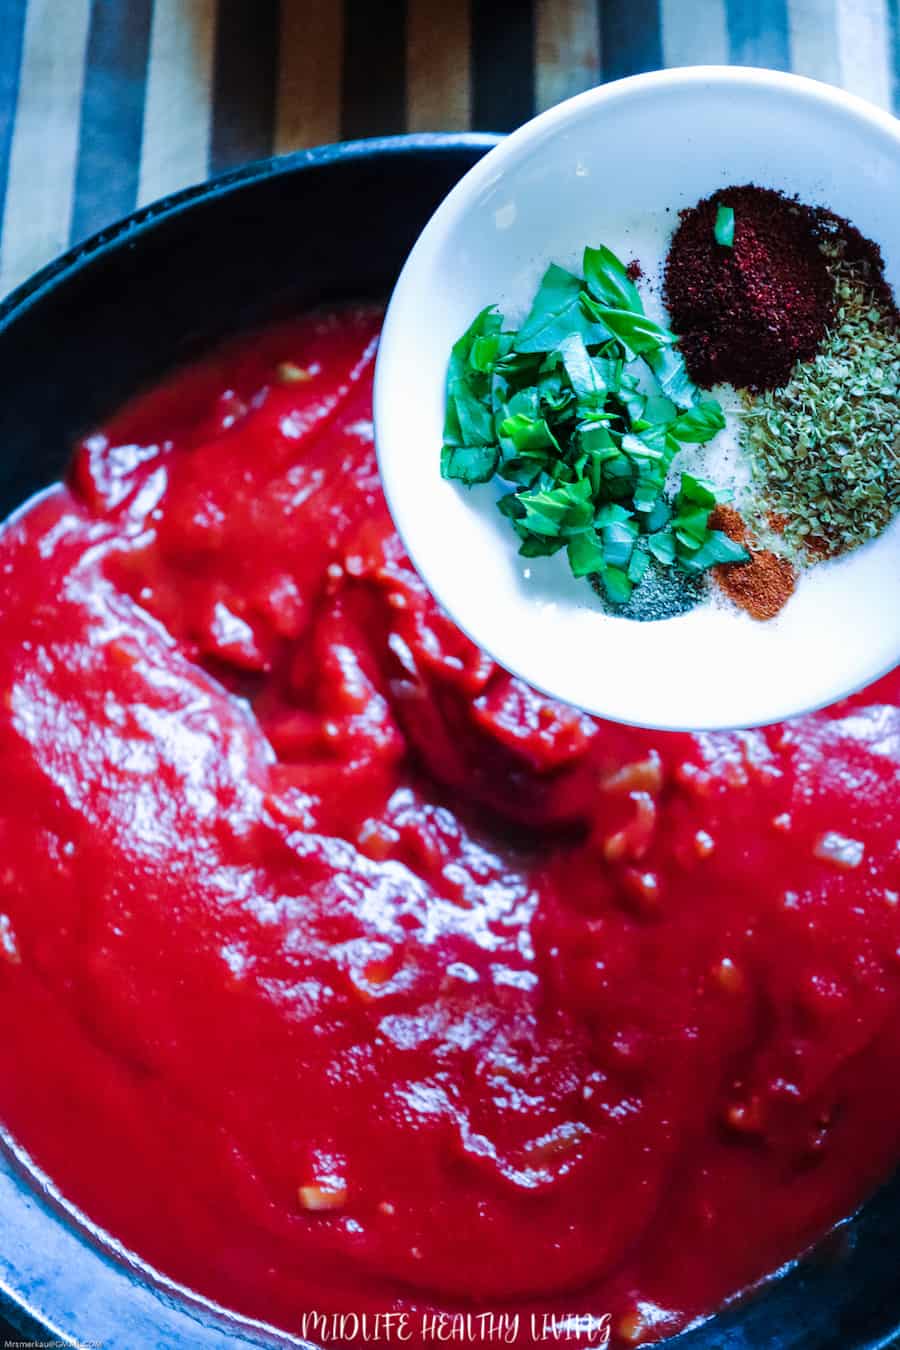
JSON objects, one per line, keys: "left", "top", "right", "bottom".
{"left": 375, "top": 64, "right": 900, "bottom": 733}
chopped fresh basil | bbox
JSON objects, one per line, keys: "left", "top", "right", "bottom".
{"left": 621, "top": 428, "right": 666, "bottom": 462}
{"left": 470, "top": 331, "right": 513, "bottom": 372}
{"left": 647, "top": 529, "right": 677, "bottom": 566}
{"left": 499, "top": 413, "right": 561, "bottom": 453}
{"left": 714, "top": 204, "right": 735, "bottom": 249}
{"left": 670, "top": 401, "right": 727, "bottom": 444}
{"left": 567, "top": 530, "right": 606, "bottom": 577}
{"left": 449, "top": 378, "right": 495, "bottom": 447}
{"left": 679, "top": 529, "right": 749, "bottom": 573}
{"left": 673, "top": 502, "right": 713, "bottom": 548}
{"left": 602, "top": 518, "right": 638, "bottom": 569}
{"left": 627, "top": 547, "right": 651, "bottom": 585}
{"left": 581, "top": 296, "right": 676, "bottom": 357}
{"left": 440, "top": 241, "right": 741, "bottom": 606}
{"left": 582, "top": 244, "right": 643, "bottom": 314}
{"left": 603, "top": 567, "right": 633, "bottom": 604}
{"left": 595, "top": 502, "right": 633, "bottom": 527}
{"left": 518, "top": 533, "right": 566, "bottom": 558}
{"left": 558, "top": 333, "right": 608, "bottom": 403}
{"left": 643, "top": 393, "right": 678, "bottom": 425}
{"left": 516, "top": 264, "right": 607, "bottom": 353}
{"left": 643, "top": 499, "right": 672, "bottom": 533}
{"left": 678, "top": 473, "right": 719, "bottom": 509}
{"left": 441, "top": 444, "right": 499, "bottom": 485}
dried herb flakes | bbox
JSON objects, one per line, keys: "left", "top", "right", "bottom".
{"left": 742, "top": 245, "right": 900, "bottom": 559}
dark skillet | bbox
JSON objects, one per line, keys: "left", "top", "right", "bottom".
{"left": 0, "top": 133, "right": 897, "bottom": 1350}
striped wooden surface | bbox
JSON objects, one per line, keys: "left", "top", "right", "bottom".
{"left": 0, "top": 0, "right": 898, "bottom": 297}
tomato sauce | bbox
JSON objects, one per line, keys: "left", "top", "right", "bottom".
{"left": 0, "top": 306, "right": 898, "bottom": 1345}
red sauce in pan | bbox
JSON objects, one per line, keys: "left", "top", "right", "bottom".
{"left": 0, "top": 306, "right": 898, "bottom": 1345}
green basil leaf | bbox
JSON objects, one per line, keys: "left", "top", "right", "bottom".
{"left": 579, "top": 427, "right": 618, "bottom": 473}
{"left": 449, "top": 306, "right": 502, "bottom": 367}
{"left": 642, "top": 393, "right": 678, "bottom": 425}
{"left": 567, "top": 530, "right": 606, "bottom": 577}
{"left": 579, "top": 294, "right": 632, "bottom": 361}
{"left": 594, "top": 356, "right": 625, "bottom": 392}
{"left": 441, "top": 443, "right": 500, "bottom": 485}
{"left": 558, "top": 333, "right": 610, "bottom": 406}
{"left": 518, "top": 490, "right": 569, "bottom": 536}
{"left": 602, "top": 567, "right": 633, "bottom": 604}
{"left": 497, "top": 492, "right": 525, "bottom": 520}
{"left": 516, "top": 264, "right": 609, "bottom": 353}
{"left": 499, "top": 412, "right": 561, "bottom": 453}
{"left": 518, "top": 481, "right": 593, "bottom": 538}
{"left": 673, "top": 502, "right": 712, "bottom": 546}
{"left": 602, "top": 519, "right": 638, "bottom": 569}
{"left": 647, "top": 529, "right": 676, "bottom": 566}
{"left": 585, "top": 301, "right": 677, "bottom": 356}
{"left": 469, "top": 331, "right": 514, "bottom": 373}
{"left": 495, "top": 350, "right": 544, "bottom": 384}
{"left": 602, "top": 452, "right": 634, "bottom": 483}
{"left": 714, "top": 204, "right": 735, "bottom": 249}
{"left": 678, "top": 472, "right": 718, "bottom": 508}
{"left": 670, "top": 400, "right": 726, "bottom": 444}
{"left": 450, "top": 377, "right": 495, "bottom": 446}
{"left": 495, "top": 382, "right": 540, "bottom": 449}
{"left": 443, "top": 387, "right": 464, "bottom": 446}
{"left": 601, "top": 462, "right": 635, "bottom": 505}
{"left": 633, "top": 467, "right": 666, "bottom": 513}
{"left": 442, "top": 244, "right": 743, "bottom": 605}
{"left": 581, "top": 450, "right": 604, "bottom": 495}
{"left": 627, "top": 547, "right": 650, "bottom": 585}
{"left": 517, "top": 532, "right": 566, "bottom": 558}
{"left": 538, "top": 369, "right": 575, "bottom": 414}
{"left": 562, "top": 500, "right": 596, "bottom": 534}
{"left": 594, "top": 503, "right": 633, "bottom": 527}
{"left": 679, "top": 530, "right": 749, "bottom": 572}
{"left": 621, "top": 426, "right": 667, "bottom": 461}
{"left": 642, "top": 499, "right": 672, "bottom": 533}
{"left": 500, "top": 458, "right": 547, "bottom": 488}
{"left": 583, "top": 244, "right": 644, "bottom": 314}
{"left": 705, "top": 530, "right": 750, "bottom": 564}
{"left": 643, "top": 344, "right": 698, "bottom": 411}
{"left": 618, "top": 386, "right": 646, "bottom": 424}
{"left": 505, "top": 385, "right": 541, "bottom": 419}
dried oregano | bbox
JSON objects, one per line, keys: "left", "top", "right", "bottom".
{"left": 741, "top": 242, "right": 900, "bottom": 558}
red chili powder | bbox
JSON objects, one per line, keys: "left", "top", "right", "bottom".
{"left": 625, "top": 259, "right": 643, "bottom": 282}
{"left": 708, "top": 505, "right": 796, "bottom": 621}
{"left": 664, "top": 185, "right": 835, "bottom": 392}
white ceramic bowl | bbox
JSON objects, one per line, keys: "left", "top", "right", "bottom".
{"left": 375, "top": 67, "right": 900, "bottom": 731}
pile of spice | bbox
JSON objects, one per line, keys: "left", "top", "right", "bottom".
{"left": 708, "top": 504, "right": 796, "bottom": 621}
{"left": 664, "top": 185, "right": 835, "bottom": 392}
{"left": 741, "top": 235, "right": 900, "bottom": 558}
{"left": 590, "top": 556, "right": 703, "bottom": 621}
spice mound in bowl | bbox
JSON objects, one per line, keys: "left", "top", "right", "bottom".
{"left": 665, "top": 184, "right": 836, "bottom": 392}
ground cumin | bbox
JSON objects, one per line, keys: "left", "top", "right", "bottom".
{"left": 708, "top": 505, "right": 796, "bottom": 621}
